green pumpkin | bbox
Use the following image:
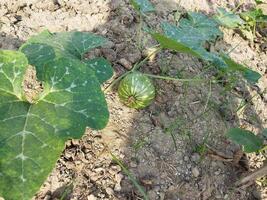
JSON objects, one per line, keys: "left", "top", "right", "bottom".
{"left": 118, "top": 72, "right": 156, "bottom": 109}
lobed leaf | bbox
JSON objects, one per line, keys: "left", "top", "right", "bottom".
{"left": 151, "top": 12, "right": 261, "bottom": 83}
{"left": 0, "top": 31, "right": 110, "bottom": 199}
{"left": 83, "top": 57, "right": 113, "bottom": 84}
{"left": 226, "top": 128, "right": 264, "bottom": 153}
{"left": 20, "top": 30, "right": 109, "bottom": 80}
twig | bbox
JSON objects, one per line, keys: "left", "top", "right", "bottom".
{"left": 235, "top": 164, "right": 267, "bottom": 187}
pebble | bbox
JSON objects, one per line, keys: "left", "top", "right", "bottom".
{"left": 148, "top": 190, "right": 158, "bottom": 199}
{"left": 87, "top": 195, "right": 97, "bottom": 200}
{"left": 130, "top": 161, "right": 137, "bottom": 168}
{"left": 127, "top": 52, "right": 141, "bottom": 64}
{"left": 192, "top": 167, "right": 200, "bottom": 177}
{"left": 184, "top": 156, "right": 189, "bottom": 161}
{"left": 214, "top": 171, "right": 220, "bottom": 175}
{"left": 43, "top": 196, "right": 51, "bottom": 200}
{"left": 103, "top": 41, "right": 115, "bottom": 49}
{"left": 101, "top": 48, "right": 117, "bottom": 62}
{"left": 114, "top": 173, "right": 124, "bottom": 191}
{"left": 191, "top": 153, "right": 200, "bottom": 162}
{"left": 118, "top": 58, "right": 132, "bottom": 70}
{"left": 105, "top": 187, "right": 114, "bottom": 196}
{"left": 252, "top": 190, "right": 261, "bottom": 199}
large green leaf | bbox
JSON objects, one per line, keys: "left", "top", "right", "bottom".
{"left": 0, "top": 34, "right": 110, "bottom": 199}
{"left": 226, "top": 128, "right": 264, "bottom": 153}
{"left": 262, "top": 129, "right": 267, "bottom": 139}
{"left": 159, "top": 13, "right": 226, "bottom": 68}
{"left": 20, "top": 30, "right": 109, "bottom": 81}
{"left": 151, "top": 12, "right": 261, "bottom": 83}
{"left": 150, "top": 33, "right": 201, "bottom": 57}
{"left": 83, "top": 57, "right": 113, "bottom": 84}
{"left": 130, "top": 0, "right": 155, "bottom": 14}
{"left": 214, "top": 8, "right": 244, "bottom": 28}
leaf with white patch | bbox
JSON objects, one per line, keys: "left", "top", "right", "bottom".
{"left": 20, "top": 30, "right": 108, "bottom": 80}
{"left": 0, "top": 49, "right": 109, "bottom": 200}
{"left": 83, "top": 57, "right": 113, "bottom": 84}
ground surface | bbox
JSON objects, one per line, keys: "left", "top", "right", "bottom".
{"left": 0, "top": 0, "right": 267, "bottom": 200}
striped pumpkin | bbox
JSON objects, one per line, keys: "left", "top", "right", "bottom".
{"left": 118, "top": 72, "right": 155, "bottom": 109}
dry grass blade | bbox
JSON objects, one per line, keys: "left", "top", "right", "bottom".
{"left": 111, "top": 153, "right": 149, "bottom": 200}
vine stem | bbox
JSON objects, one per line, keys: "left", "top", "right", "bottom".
{"left": 104, "top": 46, "right": 161, "bottom": 92}
{"left": 143, "top": 73, "right": 205, "bottom": 82}
{"left": 104, "top": 71, "right": 130, "bottom": 92}
{"left": 132, "top": 46, "right": 161, "bottom": 71}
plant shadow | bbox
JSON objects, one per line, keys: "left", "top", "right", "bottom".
{"left": 0, "top": 0, "right": 266, "bottom": 200}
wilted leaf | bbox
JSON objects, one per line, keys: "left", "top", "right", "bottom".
{"left": 227, "top": 128, "right": 263, "bottom": 153}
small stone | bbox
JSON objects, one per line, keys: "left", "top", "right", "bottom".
{"left": 114, "top": 173, "right": 123, "bottom": 191}
{"left": 252, "top": 190, "right": 261, "bottom": 199}
{"left": 71, "top": 139, "right": 79, "bottom": 146}
{"left": 184, "top": 156, "right": 189, "bottom": 161}
{"left": 127, "top": 51, "right": 141, "bottom": 64}
{"left": 148, "top": 190, "right": 157, "bottom": 199}
{"left": 101, "top": 48, "right": 117, "bottom": 62}
{"left": 103, "top": 41, "right": 115, "bottom": 49}
{"left": 118, "top": 58, "right": 132, "bottom": 70}
{"left": 211, "top": 161, "right": 217, "bottom": 167}
{"left": 87, "top": 194, "right": 97, "bottom": 200}
{"left": 214, "top": 171, "right": 220, "bottom": 175}
{"left": 159, "top": 192, "right": 165, "bottom": 200}
{"left": 130, "top": 161, "right": 137, "bottom": 168}
{"left": 105, "top": 187, "right": 114, "bottom": 196}
{"left": 121, "top": 14, "right": 134, "bottom": 26}
{"left": 114, "top": 183, "right": 122, "bottom": 192}
{"left": 43, "top": 196, "right": 51, "bottom": 200}
{"left": 115, "top": 43, "right": 126, "bottom": 52}
{"left": 192, "top": 167, "right": 200, "bottom": 177}
{"left": 191, "top": 153, "right": 200, "bottom": 162}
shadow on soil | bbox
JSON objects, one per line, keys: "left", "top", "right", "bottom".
{"left": 0, "top": 0, "right": 265, "bottom": 200}
{"left": 43, "top": 0, "right": 265, "bottom": 199}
